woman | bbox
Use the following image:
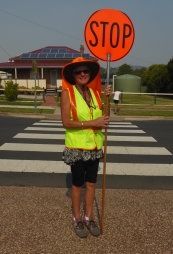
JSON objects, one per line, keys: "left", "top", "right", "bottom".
{"left": 61, "top": 57, "right": 111, "bottom": 238}
{"left": 112, "top": 89, "right": 121, "bottom": 114}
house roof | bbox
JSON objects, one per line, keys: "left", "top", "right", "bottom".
{"left": 0, "top": 60, "right": 71, "bottom": 68}
{"left": 0, "top": 46, "right": 97, "bottom": 69}
{"left": 9, "top": 46, "right": 81, "bottom": 61}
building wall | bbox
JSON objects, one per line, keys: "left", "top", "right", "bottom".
{"left": 17, "top": 69, "right": 30, "bottom": 79}
{"left": 11, "top": 79, "right": 46, "bottom": 89}
{"left": 1, "top": 67, "right": 63, "bottom": 89}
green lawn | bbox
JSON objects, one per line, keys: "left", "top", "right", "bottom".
{"left": 111, "top": 94, "right": 173, "bottom": 105}
{"left": 0, "top": 94, "right": 173, "bottom": 117}
{"left": 0, "top": 108, "right": 54, "bottom": 114}
{"left": 0, "top": 96, "right": 43, "bottom": 106}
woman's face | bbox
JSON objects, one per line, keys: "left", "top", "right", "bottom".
{"left": 73, "top": 65, "right": 90, "bottom": 86}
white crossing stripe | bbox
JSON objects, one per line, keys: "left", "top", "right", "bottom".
{"left": 25, "top": 127, "right": 145, "bottom": 133}
{"left": 39, "top": 120, "right": 133, "bottom": 125}
{"left": 14, "top": 133, "right": 157, "bottom": 142}
{"left": 0, "top": 159, "right": 173, "bottom": 176}
{"left": 34, "top": 122, "right": 138, "bottom": 128}
{"left": 0, "top": 143, "right": 171, "bottom": 155}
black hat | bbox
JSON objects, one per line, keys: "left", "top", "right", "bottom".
{"left": 62, "top": 57, "right": 100, "bottom": 85}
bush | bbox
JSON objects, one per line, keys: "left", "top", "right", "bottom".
{"left": 0, "top": 83, "right": 4, "bottom": 94}
{"left": 31, "top": 86, "right": 42, "bottom": 95}
{"left": 18, "top": 86, "right": 28, "bottom": 95}
{"left": 4, "top": 81, "right": 18, "bottom": 101}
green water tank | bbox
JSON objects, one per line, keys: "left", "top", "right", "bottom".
{"left": 113, "top": 74, "right": 141, "bottom": 92}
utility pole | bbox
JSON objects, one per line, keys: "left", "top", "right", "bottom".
{"left": 32, "top": 60, "right": 38, "bottom": 114}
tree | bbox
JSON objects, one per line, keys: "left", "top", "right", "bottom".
{"left": 100, "top": 67, "right": 106, "bottom": 79}
{"left": 132, "top": 67, "right": 147, "bottom": 84}
{"left": 100, "top": 67, "right": 118, "bottom": 79}
{"left": 143, "top": 64, "right": 169, "bottom": 92}
{"left": 116, "top": 64, "right": 133, "bottom": 76}
{"left": 167, "top": 58, "right": 173, "bottom": 92}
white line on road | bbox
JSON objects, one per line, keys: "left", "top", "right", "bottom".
{"left": 25, "top": 127, "right": 145, "bottom": 133}
{"left": 1, "top": 143, "right": 169, "bottom": 155}
{"left": 39, "top": 120, "right": 133, "bottom": 125}
{"left": 13, "top": 133, "right": 157, "bottom": 142}
{"left": 34, "top": 123, "right": 138, "bottom": 128}
{"left": 0, "top": 159, "right": 173, "bottom": 176}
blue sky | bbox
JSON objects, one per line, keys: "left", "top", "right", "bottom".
{"left": 0, "top": 0, "right": 173, "bottom": 68}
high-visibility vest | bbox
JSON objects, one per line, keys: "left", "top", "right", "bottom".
{"left": 65, "top": 86, "right": 103, "bottom": 150}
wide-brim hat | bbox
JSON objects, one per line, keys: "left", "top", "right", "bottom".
{"left": 62, "top": 57, "right": 100, "bottom": 85}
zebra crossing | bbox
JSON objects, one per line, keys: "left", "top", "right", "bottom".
{"left": 0, "top": 120, "right": 173, "bottom": 176}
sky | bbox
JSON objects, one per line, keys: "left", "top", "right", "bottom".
{"left": 0, "top": 0, "right": 173, "bottom": 69}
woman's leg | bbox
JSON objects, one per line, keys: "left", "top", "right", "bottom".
{"left": 85, "top": 182, "right": 96, "bottom": 217}
{"left": 84, "top": 159, "right": 100, "bottom": 236}
{"left": 84, "top": 159, "right": 99, "bottom": 217}
{"left": 71, "top": 160, "right": 85, "bottom": 218}
{"left": 71, "top": 184, "right": 82, "bottom": 218}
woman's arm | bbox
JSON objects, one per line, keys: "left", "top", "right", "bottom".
{"left": 61, "top": 89, "right": 109, "bottom": 129}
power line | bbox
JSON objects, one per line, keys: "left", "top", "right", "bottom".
{"left": 0, "top": 43, "right": 11, "bottom": 58}
{"left": 0, "top": 9, "right": 83, "bottom": 42}
{"left": 0, "top": 8, "right": 160, "bottom": 66}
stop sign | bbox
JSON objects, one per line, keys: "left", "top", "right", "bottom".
{"left": 84, "top": 9, "right": 135, "bottom": 62}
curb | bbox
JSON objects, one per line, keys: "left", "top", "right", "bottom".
{"left": 1, "top": 112, "right": 173, "bottom": 121}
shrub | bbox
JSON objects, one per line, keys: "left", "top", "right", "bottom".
{"left": 31, "top": 86, "right": 42, "bottom": 95}
{"left": 4, "top": 81, "right": 18, "bottom": 101}
{"left": 18, "top": 86, "right": 28, "bottom": 95}
{"left": 0, "top": 83, "right": 4, "bottom": 94}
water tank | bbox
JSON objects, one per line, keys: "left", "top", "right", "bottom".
{"left": 114, "top": 74, "right": 141, "bottom": 92}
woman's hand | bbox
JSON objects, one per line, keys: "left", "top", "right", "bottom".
{"left": 104, "top": 85, "right": 112, "bottom": 97}
{"left": 93, "top": 115, "right": 110, "bottom": 128}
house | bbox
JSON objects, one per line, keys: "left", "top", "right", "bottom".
{"left": 0, "top": 45, "right": 97, "bottom": 92}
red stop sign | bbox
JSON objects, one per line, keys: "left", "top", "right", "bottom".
{"left": 84, "top": 9, "right": 135, "bottom": 62}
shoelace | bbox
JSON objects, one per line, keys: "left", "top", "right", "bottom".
{"left": 76, "top": 221, "right": 84, "bottom": 230}
{"left": 89, "top": 220, "right": 97, "bottom": 228}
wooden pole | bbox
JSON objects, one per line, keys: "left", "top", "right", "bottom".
{"left": 101, "top": 54, "right": 111, "bottom": 235}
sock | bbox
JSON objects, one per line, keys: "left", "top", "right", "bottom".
{"left": 84, "top": 215, "right": 90, "bottom": 221}
{"left": 73, "top": 217, "right": 81, "bottom": 221}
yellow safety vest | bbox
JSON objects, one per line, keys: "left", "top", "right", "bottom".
{"left": 65, "top": 86, "right": 103, "bottom": 150}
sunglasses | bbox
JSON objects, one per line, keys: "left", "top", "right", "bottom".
{"left": 73, "top": 69, "right": 90, "bottom": 75}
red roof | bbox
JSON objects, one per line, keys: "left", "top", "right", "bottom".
{"left": 0, "top": 60, "right": 72, "bottom": 68}
{"left": 9, "top": 46, "right": 80, "bottom": 61}
{"left": 0, "top": 46, "right": 97, "bottom": 69}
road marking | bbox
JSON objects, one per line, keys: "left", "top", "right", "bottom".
{"left": 0, "top": 159, "right": 173, "bottom": 176}
{"left": 33, "top": 123, "right": 138, "bottom": 128}
{"left": 39, "top": 120, "right": 133, "bottom": 125}
{"left": 25, "top": 127, "right": 145, "bottom": 133}
{"left": 1, "top": 143, "right": 169, "bottom": 155}
{"left": 13, "top": 133, "right": 157, "bottom": 142}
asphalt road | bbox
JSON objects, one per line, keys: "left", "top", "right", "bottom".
{"left": 1, "top": 116, "right": 173, "bottom": 253}
{"left": 0, "top": 116, "right": 173, "bottom": 189}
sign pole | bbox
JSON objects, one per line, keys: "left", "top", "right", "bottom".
{"left": 101, "top": 53, "right": 111, "bottom": 235}
{"left": 32, "top": 60, "right": 38, "bottom": 114}
{"left": 84, "top": 8, "right": 135, "bottom": 235}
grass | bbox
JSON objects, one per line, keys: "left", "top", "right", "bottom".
{"left": 116, "top": 94, "right": 173, "bottom": 105}
{"left": 0, "top": 94, "right": 172, "bottom": 117}
{"left": 106, "top": 94, "right": 173, "bottom": 117}
{"left": 113, "top": 109, "right": 173, "bottom": 117}
{"left": 0, "top": 95, "right": 54, "bottom": 114}
{"left": 0, "top": 96, "right": 43, "bottom": 106}
{"left": 0, "top": 108, "right": 54, "bottom": 114}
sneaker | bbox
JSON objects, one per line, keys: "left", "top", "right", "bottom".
{"left": 84, "top": 217, "right": 100, "bottom": 236}
{"left": 72, "top": 218, "right": 87, "bottom": 238}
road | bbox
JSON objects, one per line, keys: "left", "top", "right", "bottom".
{"left": 0, "top": 116, "right": 173, "bottom": 189}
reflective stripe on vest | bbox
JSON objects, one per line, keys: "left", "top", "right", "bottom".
{"left": 67, "top": 86, "right": 102, "bottom": 121}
